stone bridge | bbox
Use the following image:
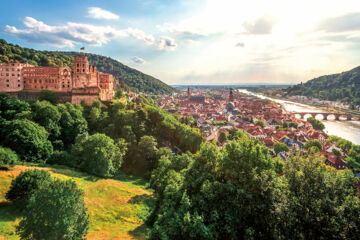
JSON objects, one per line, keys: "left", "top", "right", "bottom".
{"left": 293, "top": 112, "right": 360, "bottom": 121}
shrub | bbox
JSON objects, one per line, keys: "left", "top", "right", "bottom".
{"left": 0, "top": 146, "right": 18, "bottom": 166}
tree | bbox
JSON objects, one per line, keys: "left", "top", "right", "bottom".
{"left": 254, "top": 120, "right": 265, "bottom": 128}
{"left": 307, "top": 117, "right": 325, "bottom": 131}
{"left": 218, "top": 131, "right": 227, "bottom": 144}
{"left": 16, "top": 179, "right": 89, "bottom": 240}
{"left": 274, "top": 153, "right": 360, "bottom": 239}
{"left": 274, "top": 142, "right": 289, "bottom": 155}
{"left": 115, "top": 89, "right": 125, "bottom": 98}
{"left": 149, "top": 136, "right": 278, "bottom": 239}
{"left": 304, "top": 139, "right": 322, "bottom": 152}
{"left": 39, "top": 90, "right": 57, "bottom": 104}
{"left": 135, "top": 136, "right": 158, "bottom": 170}
{"left": 57, "top": 103, "right": 88, "bottom": 148}
{"left": 5, "top": 169, "right": 52, "bottom": 204}
{"left": 72, "top": 133, "right": 125, "bottom": 177}
{"left": 0, "top": 93, "right": 30, "bottom": 120}
{"left": 0, "top": 146, "right": 18, "bottom": 166}
{"left": 2, "top": 119, "right": 53, "bottom": 162}
{"left": 31, "top": 101, "right": 61, "bottom": 144}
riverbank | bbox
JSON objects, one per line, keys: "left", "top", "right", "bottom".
{"left": 261, "top": 93, "right": 360, "bottom": 116}
{"left": 239, "top": 89, "right": 360, "bottom": 145}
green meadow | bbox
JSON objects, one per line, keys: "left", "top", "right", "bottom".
{"left": 0, "top": 165, "right": 153, "bottom": 240}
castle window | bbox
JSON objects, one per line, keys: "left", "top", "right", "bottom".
{"left": 6, "top": 73, "right": 9, "bottom": 76}
{"left": 12, "top": 73, "right": 15, "bottom": 76}
{"left": 63, "top": 85, "right": 65, "bottom": 88}
{"left": 18, "top": 84, "right": 20, "bottom": 87}
{"left": 34, "top": 80, "right": 37, "bottom": 83}
{"left": 6, "top": 84, "right": 9, "bottom": 87}
{"left": 77, "top": 64, "right": 79, "bottom": 67}
{"left": 77, "top": 69, "right": 79, "bottom": 72}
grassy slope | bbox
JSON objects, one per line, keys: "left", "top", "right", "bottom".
{"left": 0, "top": 165, "right": 153, "bottom": 240}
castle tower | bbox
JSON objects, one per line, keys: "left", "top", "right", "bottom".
{"left": 229, "top": 88, "right": 234, "bottom": 102}
{"left": 72, "top": 56, "right": 90, "bottom": 88}
{"left": 187, "top": 87, "right": 190, "bottom": 101}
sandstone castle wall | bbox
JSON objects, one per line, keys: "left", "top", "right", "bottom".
{"left": 0, "top": 55, "right": 115, "bottom": 105}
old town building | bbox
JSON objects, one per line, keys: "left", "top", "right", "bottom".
{"left": 0, "top": 56, "right": 115, "bottom": 104}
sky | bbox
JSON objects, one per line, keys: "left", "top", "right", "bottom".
{"left": 1, "top": 0, "right": 360, "bottom": 85}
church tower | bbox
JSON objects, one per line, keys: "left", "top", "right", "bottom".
{"left": 187, "top": 87, "right": 190, "bottom": 101}
{"left": 229, "top": 88, "right": 234, "bottom": 102}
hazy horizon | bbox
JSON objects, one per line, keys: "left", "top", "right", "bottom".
{"left": 1, "top": 0, "right": 360, "bottom": 85}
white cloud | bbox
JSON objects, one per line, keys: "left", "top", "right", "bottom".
{"left": 242, "top": 15, "right": 277, "bottom": 35}
{"left": 88, "top": 7, "right": 119, "bottom": 20}
{"left": 125, "top": 28, "right": 155, "bottom": 45}
{"left": 158, "top": 36, "right": 177, "bottom": 51}
{"left": 130, "top": 56, "right": 147, "bottom": 65}
{"left": 235, "top": 42, "right": 245, "bottom": 47}
{"left": 4, "top": 17, "right": 155, "bottom": 48}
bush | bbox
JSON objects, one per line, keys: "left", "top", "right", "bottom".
{"left": 5, "top": 169, "right": 52, "bottom": 204}
{"left": 16, "top": 179, "right": 89, "bottom": 240}
{"left": 0, "top": 146, "right": 18, "bottom": 166}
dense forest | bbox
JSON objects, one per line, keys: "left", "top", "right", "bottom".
{"left": 0, "top": 39, "right": 174, "bottom": 94}
{"left": 283, "top": 66, "right": 360, "bottom": 106}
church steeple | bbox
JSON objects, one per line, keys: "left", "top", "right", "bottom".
{"left": 229, "top": 88, "right": 234, "bottom": 102}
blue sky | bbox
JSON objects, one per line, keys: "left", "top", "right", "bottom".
{"left": 1, "top": 0, "right": 360, "bottom": 85}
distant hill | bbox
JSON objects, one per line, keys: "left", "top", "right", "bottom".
{"left": 283, "top": 66, "right": 360, "bottom": 106}
{"left": 0, "top": 39, "right": 174, "bottom": 94}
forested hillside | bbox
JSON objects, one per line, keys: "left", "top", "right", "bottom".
{"left": 284, "top": 66, "right": 360, "bottom": 106}
{"left": 0, "top": 39, "right": 174, "bottom": 94}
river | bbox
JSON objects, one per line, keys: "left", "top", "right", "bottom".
{"left": 238, "top": 89, "right": 360, "bottom": 145}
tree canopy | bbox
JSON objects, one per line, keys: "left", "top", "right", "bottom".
{"left": 16, "top": 179, "right": 89, "bottom": 240}
{"left": 1, "top": 119, "right": 53, "bottom": 162}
